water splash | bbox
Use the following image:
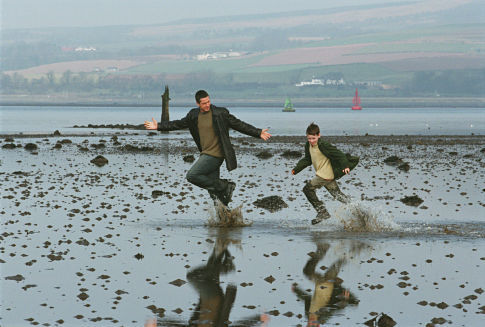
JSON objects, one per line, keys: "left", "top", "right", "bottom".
{"left": 207, "top": 201, "right": 253, "bottom": 227}
{"left": 334, "top": 201, "right": 399, "bottom": 232}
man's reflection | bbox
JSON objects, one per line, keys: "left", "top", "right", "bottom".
{"left": 292, "top": 240, "right": 360, "bottom": 326}
{"left": 186, "top": 232, "right": 238, "bottom": 326}
{"left": 155, "top": 229, "right": 266, "bottom": 327}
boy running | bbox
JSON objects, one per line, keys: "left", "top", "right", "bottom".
{"left": 292, "top": 123, "right": 359, "bottom": 225}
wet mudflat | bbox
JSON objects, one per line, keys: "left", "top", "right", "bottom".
{"left": 1, "top": 132, "right": 484, "bottom": 326}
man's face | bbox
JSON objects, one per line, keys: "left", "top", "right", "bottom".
{"left": 307, "top": 133, "right": 320, "bottom": 146}
{"left": 197, "top": 96, "right": 211, "bottom": 112}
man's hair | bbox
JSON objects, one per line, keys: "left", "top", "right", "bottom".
{"left": 306, "top": 122, "right": 320, "bottom": 135}
{"left": 195, "top": 90, "right": 209, "bottom": 103}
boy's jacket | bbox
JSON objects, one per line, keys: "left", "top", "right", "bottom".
{"left": 293, "top": 138, "right": 359, "bottom": 180}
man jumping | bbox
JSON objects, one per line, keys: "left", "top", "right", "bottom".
{"left": 144, "top": 90, "right": 271, "bottom": 207}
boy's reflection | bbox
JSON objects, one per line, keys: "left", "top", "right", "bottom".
{"left": 156, "top": 230, "right": 266, "bottom": 327}
{"left": 292, "top": 241, "right": 360, "bottom": 326}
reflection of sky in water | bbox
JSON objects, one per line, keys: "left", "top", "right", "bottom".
{"left": 1, "top": 106, "right": 484, "bottom": 135}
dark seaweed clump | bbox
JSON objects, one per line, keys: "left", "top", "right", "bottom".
{"left": 253, "top": 195, "right": 288, "bottom": 212}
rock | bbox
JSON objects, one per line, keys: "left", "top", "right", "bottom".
{"left": 123, "top": 144, "right": 154, "bottom": 152}
{"left": 91, "top": 143, "right": 106, "bottom": 149}
{"left": 169, "top": 279, "right": 186, "bottom": 287}
{"left": 24, "top": 143, "right": 38, "bottom": 151}
{"left": 256, "top": 150, "right": 273, "bottom": 159}
{"left": 183, "top": 155, "right": 195, "bottom": 163}
{"left": 152, "top": 190, "right": 170, "bottom": 198}
{"left": 77, "top": 292, "right": 89, "bottom": 301}
{"left": 90, "top": 155, "right": 108, "bottom": 167}
{"left": 146, "top": 305, "right": 166, "bottom": 318}
{"left": 76, "top": 238, "right": 90, "bottom": 246}
{"left": 134, "top": 253, "right": 144, "bottom": 260}
{"left": 400, "top": 195, "right": 424, "bottom": 207}
{"left": 377, "top": 313, "right": 396, "bottom": 327}
{"left": 436, "top": 302, "right": 448, "bottom": 309}
{"left": 2, "top": 143, "right": 16, "bottom": 149}
{"left": 264, "top": 275, "right": 276, "bottom": 283}
{"left": 366, "top": 313, "right": 396, "bottom": 327}
{"left": 397, "top": 163, "right": 410, "bottom": 171}
{"left": 5, "top": 274, "right": 25, "bottom": 282}
{"left": 383, "top": 155, "right": 404, "bottom": 166}
{"left": 281, "top": 150, "right": 301, "bottom": 159}
{"left": 53, "top": 130, "right": 61, "bottom": 136}
{"left": 431, "top": 317, "right": 447, "bottom": 325}
{"left": 253, "top": 195, "right": 288, "bottom": 212}
{"left": 364, "top": 316, "right": 377, "bottom": 327}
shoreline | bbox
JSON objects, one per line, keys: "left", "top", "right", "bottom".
{"left": 2, "top": 133, "right": 484, "bottom": 144}
{"left": 2, "top": 97, "right": 485, "bottom": 108}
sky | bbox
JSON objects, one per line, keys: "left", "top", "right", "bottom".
{"left": 1, "top": 0, "right": 411, "bottom": 30}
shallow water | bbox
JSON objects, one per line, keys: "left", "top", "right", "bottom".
{"left": 1, "top": 134, "right": 484, "bottom": 326}
{"left": 1, "top": 106, "right": 484, "bottom": 135}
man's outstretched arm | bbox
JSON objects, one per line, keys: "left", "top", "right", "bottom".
{"left": 260, "top": 128, "right": 271, "bottom": 140}
{"left": 226, "top": 112, "right": 271, "bottom": 140}
{"left": 144, "top": 113, "right": 190, "bottom": 131}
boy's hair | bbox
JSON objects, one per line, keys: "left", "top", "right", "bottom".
{"left": 195, "top": 90, "right": 209, "bottom": 103}
{"left": 306, "top": 122, "right": 320, "bottom": 135}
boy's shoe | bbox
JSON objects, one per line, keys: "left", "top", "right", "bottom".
{"left": 311, "top": 209, "right": 331, "bottom": 225}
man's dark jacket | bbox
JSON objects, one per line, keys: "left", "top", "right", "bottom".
{"left": 293, "top": 138, "right": 359, "bottom": 180}
{"left": 157, "top": 105, "right": 262, "bottom": 171}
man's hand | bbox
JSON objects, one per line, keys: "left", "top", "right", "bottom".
{"left": 260, "top": 128, "right": 271, "bottom": 141}
{"left": 342, "top": 167, "right": 350, "bottom": 174}
{"left": 291, "top": 169, "right": 295, "bottom": 175}
{"left": 144, "top": 118, "right": 158, "bottom": 130}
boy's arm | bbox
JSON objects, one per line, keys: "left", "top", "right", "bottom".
{"left": 292, "top": 143, "right": 311, "bottom": 174}
{"left": 292, "top": 157, "right": 311, "bottom": 174}
{"left": 321, "top": 141, "right": 351, "bottom": 168}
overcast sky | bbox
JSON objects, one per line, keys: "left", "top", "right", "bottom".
{"left": 1, "top": 0, "right": 411, "bottom": 29}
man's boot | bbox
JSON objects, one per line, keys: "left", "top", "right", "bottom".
{"left": 219, "top": 179, "right": 236, "bottom": 206}
{"left": 303, "top": 181, "right": 331, "bottom": 225}
{"left": 208, "top": 191, "right": 220, "bottom": 207}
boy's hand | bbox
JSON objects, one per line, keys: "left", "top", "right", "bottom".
{"left": 144, "top": 118, "right": 158, "bottom": 130}
{"left": 342, "top": 167, "right": 350, "bottom": 174}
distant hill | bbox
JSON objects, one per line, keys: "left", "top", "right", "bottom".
{"left": 1, "top": 0, "right": 484, "bottom": 103}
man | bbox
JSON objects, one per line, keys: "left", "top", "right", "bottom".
{"left": 144, "top": 90, "right": 271, "bottom": 207}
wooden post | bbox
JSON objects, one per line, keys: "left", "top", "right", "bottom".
{"left": 161, "top": 85, "right": 170, "bottom": 123}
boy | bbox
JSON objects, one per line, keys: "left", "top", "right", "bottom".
{"left": 292, "top": 123, "right": 359, "bottom": 225}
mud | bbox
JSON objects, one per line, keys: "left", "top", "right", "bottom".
{"left": 0, "top": 132, "right": 484, "bottom": 327}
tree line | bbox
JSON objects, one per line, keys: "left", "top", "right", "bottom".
{"left": 2, "top": 69, "right": 484, "bottom": 97}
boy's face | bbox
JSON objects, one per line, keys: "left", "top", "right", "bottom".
{"left": 307, "top": 133, "right": 320, "bottom": 146}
